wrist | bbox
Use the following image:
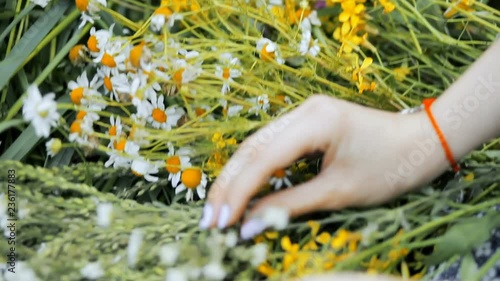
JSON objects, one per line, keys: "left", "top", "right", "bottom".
{"left": 394, "top": 110, "right": 450, "bottom": 190}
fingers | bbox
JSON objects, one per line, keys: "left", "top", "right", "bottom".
{"left": 239, "top": 171, "right": 342, "bottom": 240}
{"left": 199, "top": 95, "right": 340, "bottom": 230}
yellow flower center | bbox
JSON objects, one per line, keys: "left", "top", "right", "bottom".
{"left": 173, "top": 68, "right": 184, "bottom": 86}
{"left": 129, "top": 124, "right": 136, "bottom": 138}
{"left": 154, "top": 6, "right": 173, "bottom": 17}
{"left": 260, "top": 44, "right": 275, "bottom": 61}
{"left": 114, "top": 139, "right": 127, "bottom": 151}
{"left": 101, "top": 53, "right": 117, "bottom": 68}
{"left": 76, "top": 110, "right": 87, "bottom": 120}
{"left": 75, "top": 0, "right": 89, "bottom": 12}
{"left": 87, "top": 35, "right": 99, "bottom": 53}
{"left": 195, "top": 107, "right": 206, "bottom": 116}
{"left": 70, "top": 120, "right": 82, "bottom": 134}
{"left": 70, "top": 87, "right": 84, "bottom": 105}
{"left": 103, "top": 76, "right": 113, "bottom": 92}
{"left": 131, "top": 169, "right": 143, "bottom": 177}
{"left": 152, "top": 108, "right": 167, "bottom": 123}
{"left": 222, "top": 67, "right": 230, "bottom": 79}
{"left": 69, "top": 44, "right": 85, "bottom": 64}
{"left": 166, "top": 156, "right": 181, "bottom": 173}
{"left": 273, "top": 169, "right": 286, "bottom": 178}
{"left": 181, "top": 168, "right": 202, "bottom": 189}
{"left": 108, "top": 125, "right": 117, "bottom": 136}
{"left": 129, "top": 43, "right": 144, "bottom": 68}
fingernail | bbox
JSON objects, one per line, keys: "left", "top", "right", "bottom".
{"left": 199, "top": 204, "right": 213, "bottom": 229}
{"left": 217, "top": 204, "right": 230, "bottom": 229}
{"left": 240, "top": 219, "right": 268, "bottom": 240}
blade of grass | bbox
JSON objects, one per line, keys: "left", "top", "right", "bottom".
{"left": 0, "top": 0, "right": 69, "bottom": 91}
{"left": 0, "top": 3, "right": 35, "bottom": 47}
{"left": 0, "top": 119, "right": 24, "bottom": 134}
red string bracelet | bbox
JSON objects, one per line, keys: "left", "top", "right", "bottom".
{"left": 422, "top": 98, "right": 461, "bottom": 172}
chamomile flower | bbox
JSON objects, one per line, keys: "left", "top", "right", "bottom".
{"left": 256, "top": 38, "right": 284, "bottom": 64}
{"left": 87, "top": 24, "right": 114, "bottom": 54}
{"left": 68, "top": 111, "right": 99, "bottom": 146}
{"left": 215, "top": 65, "right": 241, "bottom": 94}
{"left": 131, "top": 158, "right": 160, "bottom": 182}
{"left": 104, "top": 138, "right": 140, "bottom": 169}
{"left": 93, "top": 41, "right": 127, "bottom": 75}
{"left": 96, "top": 67, "right": 121, "bottom": 101}
{"left": 45, "top": 138, "right": 62, "bottom": 157}
{"left": 22, "top": 85, "right": 60, "bottom": 138}
{"left": 128, "top": 119, "right": 150, "bottom": 146}
{"left": 175, "top": 168, "right": 208, "bottom": 202}
{"left": 299, "top": 30, "right": 321, "bottom": 57}
{"left": 171, "top": 58, "right": 203, "bottom": 88}
{"left": 150, "top": 6, "right": 184, "bottom": 32}
{"left": 76, "top": 0, "right": 107, "bottom": 29}
{"left": 128, "top": 41, "right": 151, "bottom": 69}
{"left": 269, "top": 168, "right": 292, "bottom": 190}
{"left": 193, "top": 104, "right": 215, "bottom": 121}
{"left": 147, "top": 94, "right": 184, "bottom": 130}
{"left": 298, "top": 10, "right": 321, "bottom": 32}
{"left": 248, "top": 94, "right": 270, "bottom": 115}
{"left": 165, "top": 145, "right": 191, "bottom": 187}
{"left": 107, "top": 115, "right": 123, "bottom": 145}
{"left": 68, "top": 71, "right": 101, "bottom": 106}
{"left": 69, "top": 44, "right": 88, "bottom": 65}
{"left": 220, "top": 100, "right": 244, "bottom": 117}
{"left": 178, "top": 49, "right": 200, "bottom": 60}
{"left": 31, "top": 0, "right": 50, "bottom": 8}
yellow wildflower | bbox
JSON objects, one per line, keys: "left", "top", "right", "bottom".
{"left": 257, "top": 262, "right": 276, "bottom": 277}
{"left": 464, "top": 172, "right": 474, "bottom": 181}
{"left": 444, "top": 0, "right": 475, "bottom": 19}
{"left": 339, "top": 0, "right": 366, "bottom": 33}
{"left": 388, "top": 248, "right": 409, "bottom": 261}
{"left": 334, "top": 26, "right": 368, "bottom": 54}
{"left": 379, "top": 0, "right": 396, "bottom": 13}
{"left": 358, "top": 81, "right": 377, "bottom": 93}
{"left": 211, "top": 132, "right": 237, "bottom": 149}
{"left": 281, "top": 236, "right": 300, "bottom": 271}
{"left": 303, "top": 221, "right": 332, "bottom": 250}
{"left": 394, "top": 66, "right": 411, "bottom": 81}
{"left": 331, "top": 229, "right": 361, "bottom": 251}
{"left": 352, "top": 56, "right": 373, "bottom": 84}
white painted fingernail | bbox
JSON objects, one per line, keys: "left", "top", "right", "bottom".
{"left": 199, "top": 204, "right": 213, "bottom": 229}
{"left": 240, "top": 219, "right": 268, "bottom": 240}
{"left": 217, "top": 204, "right": 230, "bottom": 229}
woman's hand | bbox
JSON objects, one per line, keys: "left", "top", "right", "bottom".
{"left": 199, "top": 95, "right": 449, "bottom": 238}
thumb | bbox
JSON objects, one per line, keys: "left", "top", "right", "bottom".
{"left": 240, "top": 171, "right": 350, "bottom": 239}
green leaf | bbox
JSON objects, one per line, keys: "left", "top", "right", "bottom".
{"left": 0, "top": 119, "right": 24, "bottom": 134}
{"left": 46, "top": 148, "right": 75, "bottom": 168}
{"left": 0, "top": 3, "right": 35, "bottom": 45}
{"left": 425, "top": 213, "right": 500, "bottom": 265}
{"left": 459, "top": 253, "right": 479, "bottom": 281}
{"left": 0, "top": 0, "right": 69, "bottom": 91}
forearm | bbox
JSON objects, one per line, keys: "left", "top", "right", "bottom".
{"left": 431, "top": 39, "right": 500, "bottom": 159}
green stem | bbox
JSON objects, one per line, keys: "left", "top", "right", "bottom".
{"left": 16, "top": 8, "right": 80, "bottom": 72}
